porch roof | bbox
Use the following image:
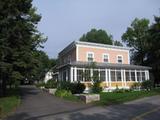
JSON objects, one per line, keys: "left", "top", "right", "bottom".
{"left": 58, "top": 61, "right": 151, "bottom": 70}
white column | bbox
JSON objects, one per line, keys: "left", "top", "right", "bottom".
{"left": 147, "top": 70, "right": 150, "bottom": 80}
{"left": 105, "top": 69, "right": 108, "bottom": 86}
{"left": 66, "top": 70, "right": 68, "bottom": 81}
{"left": 124, "top": 70, "right": 126, "bottom": 87}
{"left": 98, "top": 69, "right": 100, "bottom": 81}
{"left": 140, "top": 70, "right": 142, "bottom": 82}
{"left": 91, "top": 68, "right": 93, "bottom": 82}
{"left": 70, "top": 67, "right": 73, "bottom": 82}
{"left": 108, "top": 69, "right": 111, "bottom": 87}
{"left": 121, "top": 69, "right": 124, "bottom": 87}
{"left": 74, "top": 67, "right": 77, "bottom": 81}
{"left": 135, "top": 70, "right": 137, "bottom": 82}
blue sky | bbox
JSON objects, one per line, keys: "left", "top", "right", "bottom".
{"left": 33, "top": 0, "right": 160, "bottom": 58}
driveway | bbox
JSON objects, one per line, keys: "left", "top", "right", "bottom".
{"left": 7, "top": 85, "right": 160, "bottom": 120}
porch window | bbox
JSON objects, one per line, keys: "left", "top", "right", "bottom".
{"left": 142, "top": 72, "right": 145, "bottom": 81}
{"left": 84, "top": 69, "right": 91, "bottom": 81}
{"left": 77, "top": 70, "right": 83, "bottom": 81}
{"left": 87, "top": 52, "right": 94, "bottom": 62}
{"left": 93, "top": 70, "right": 99, "bottom": 81}
{"left": 111, "top": 70, "right": 116, "bottom": 81}
{"left": 116, "top": 71, "right": 121, "bottom": 81}
{"left": 137, "top": 72, "right": 141, "bottom": 81}
{"left": 100, "top": 70, "right": 105, "bottom": 81}
{"left": 131, "top": 71, "right": 135, "bottom": 81}
{"left": 126, "top": 71, "right": 130, "bottom": 81}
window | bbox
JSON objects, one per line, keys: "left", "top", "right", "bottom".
{"left": 103, "top": 54, "right": 109, "bottom": 63}
{"left": 100, "top": 70, "right": 105, "bottom": 81}
{"left": 77, "top": 70, "right": 83, "bottom": 81}
{"left": 87, "top": 52, "right": 94, "bottom": 62}
{"left": 84, "top": 69, "right": 91, "bottom": 81}
{"left": 111, "top": 70, "right": 116, "bottom": 81}
{"left": 116, "top": 71, "right": 121, "bottom": 81}
{"left": 131, "top": 71, "right": 135, "bottom": 81}
{"left": 93, "top": 70, "right": 99, "bottom": 81}
{"left": 125, "top": 71, "right": 130, "bottom": 81}
{"left": 142, "top": 72, "right": 145, "bottom": 81}
{"left": 137, "top": 72, "right": 141, "bottom": 81}
{"left": 117, "top": 55, "right": 123, "bottom": 64}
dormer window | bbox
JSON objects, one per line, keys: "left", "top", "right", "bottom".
{"left": 103, "top": 54, "right": 109, "bottom": 63}
{"left": 117, "top": 55, "right": 123, "bottom": 64}
{"left": 87, "top": 52, "right": 94, "bottom": 62}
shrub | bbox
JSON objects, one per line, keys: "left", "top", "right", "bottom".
{"left": 45, "top": 80, "right": 57, "bottom": 89}
{"left": 69, "top": 82, "right": 86, "bottom": 94}
{"left": 55, "top": 89, "right": 72, "bottom": 98}
{"left": 91, "top": 81, "right": 102, "bottom": 93}
{"left": 58, "top": 81, "right": 85, "bottom": 94}
{"left": 131, "top": 82, "right": 141, "bottom": 90}
{"left": 141, "top": 80, "right": 153, "bottom": 91}
{"left": 36, "top": 82, "right": 45, "bottom": 88}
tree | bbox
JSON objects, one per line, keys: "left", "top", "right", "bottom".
{"left": 122, "top": 18, "right": 150, "bottom": 65}
{"left": 80, "top": 28, "right": 113, "bottom": 45}
{"left": 147, "top": 16, "right": 160, "bottom": 84}
{"left": 113, "top": 40, "right": 123, "bottom": 46}
{"left": 0, "top": 0, "right": 46, "bottom": 96}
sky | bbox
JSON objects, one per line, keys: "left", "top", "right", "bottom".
{"left": 32, "top": 0, "right": 160, "bottom": 58}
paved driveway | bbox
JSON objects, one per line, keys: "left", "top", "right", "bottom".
{"left": 7, "top": 85, "right": 160, "bottom": 120}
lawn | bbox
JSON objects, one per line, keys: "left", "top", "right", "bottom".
{"left": 0, "top": 88, "right": 20, "bottom": 118}
{"left": 97, "top": 88, "right": 160, "bottom": 106}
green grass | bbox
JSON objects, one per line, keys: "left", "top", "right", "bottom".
{"left": 0, "top": 88, "right": 20, "bottom": 118}
{"left": 97, "top": 88, "right": 160, "bottom": 106}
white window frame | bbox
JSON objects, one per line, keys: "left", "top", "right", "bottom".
{"left": 86, "top": 52, "right": 94, "bottom": 62}
{"left": 117, "top": 55, "right": 123, "bottom": 64}
{"left": 103, "top": 53, "right": 109, "bottom": 63}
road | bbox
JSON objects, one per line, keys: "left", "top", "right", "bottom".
{"left": 7, "top": 85, "right": 160, "bottom": 120}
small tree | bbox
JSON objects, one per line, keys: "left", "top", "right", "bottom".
{"left": 141, "top": 80, "right": 153, "bottom": 91}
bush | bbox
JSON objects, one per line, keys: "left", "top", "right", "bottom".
{"left": 36, "top": 82, "right": 45, "bottom": 88}
{"left": 91, "top": 81, "right": 102, "bottom": 93}
{"left": 131, "top": 82, "right": 141, "bottom": 90}
{"left": 69, "top": 82, "right": 86, "bottom": 94}
{"left": 55, "top": 89, "right": 72, "bottom": 98}
{"left": 141, "top": 80, "right": 153, "bottom": 91}
{"left": 45, "top": 80, "right": 57, "bottom": 89}
{"left": 58, "top": 81, "right": 85, "bottom": 94}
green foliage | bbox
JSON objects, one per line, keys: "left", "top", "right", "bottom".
{"left": 0, "top": 0, "right": 47, "bottom": 96}
{"left": 113, "top": 40, "right": 123, "bottom": 46}
{"left": 69, "top": 82, "right": 86, "bottom": 94}
{"left": 58, "top": 81, "right": 85, "bottom": 94}
{"left": 91, "top": 81, "right": 102, "bottom": 93}
{"left": 35, "top": 82, "right": 45, "bottom": 88}
{"left": 141, "top": 80, "right": 153, "bottom": 91}
{"left": 113, "top": 88, "right": 131, "bottom": 93}
{"left": 80, "top": 28, "right": 113, "bottom": 45}
{"left": 45, "top": 80, "right": 57, "bottom": 89}
{"left": 55, "top": 89, "right": 72, "bottom": 98}
{"left": 122, "top": 18, "right": 150, "bottom": 65}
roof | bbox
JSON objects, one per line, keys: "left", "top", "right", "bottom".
{"left": 59, "top": 41, "right": 131, "bottom": 56}
{"left": 58, "top": 61, "right": 151, "bottom": 70}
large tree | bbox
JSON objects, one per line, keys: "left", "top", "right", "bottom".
{"left": 80, "top": 28, "right": 113, "bottom": 45}
{"left": 0, "top": 0, "right": 46, "bottom": 96}
{"left": 147, "top": 16, "right": 160, "bottom": 84}
{"left": 122, "top": 18, "right": 150, "bottom": 65}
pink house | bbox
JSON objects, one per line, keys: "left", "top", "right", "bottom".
{"left": 55, "top": 41, "right": 151, "bottom": 91}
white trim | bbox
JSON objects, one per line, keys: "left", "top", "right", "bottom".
{"left": 105, "top": 69, "right": 108, "bottom": 86}
{"left": 124, "top": 69, "right": 127, "bottom": 87}
{"left": 76, "top": 43, "right": 130, "bottom": 52}
{"left": 108, "top": 69, "right": 111, "bottom": 87}
{"left": 86, "top": 52, "right": 94, "bottom": 62}
{"left": 117, "top": 55, "right": 123, "bottom": 64}
{"left": 135, "top": 70, "right": 137, "bottom": 82}
{"left": 102, "top": 53, "right": 110, "bottom": 63}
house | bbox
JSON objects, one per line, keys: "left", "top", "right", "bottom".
{"left": 54, "top": 41, "right": 151, "bottom": 91}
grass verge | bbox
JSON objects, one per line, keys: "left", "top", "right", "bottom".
{"left": 97, "top": 88, "right": 160, "bottom": 106}
{"left": 0, "top": 88, "right": 20, "bottom": 118}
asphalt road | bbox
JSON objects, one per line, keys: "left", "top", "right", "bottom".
{"left": 7, "top": 85, "right": 160, "bottom": 120}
